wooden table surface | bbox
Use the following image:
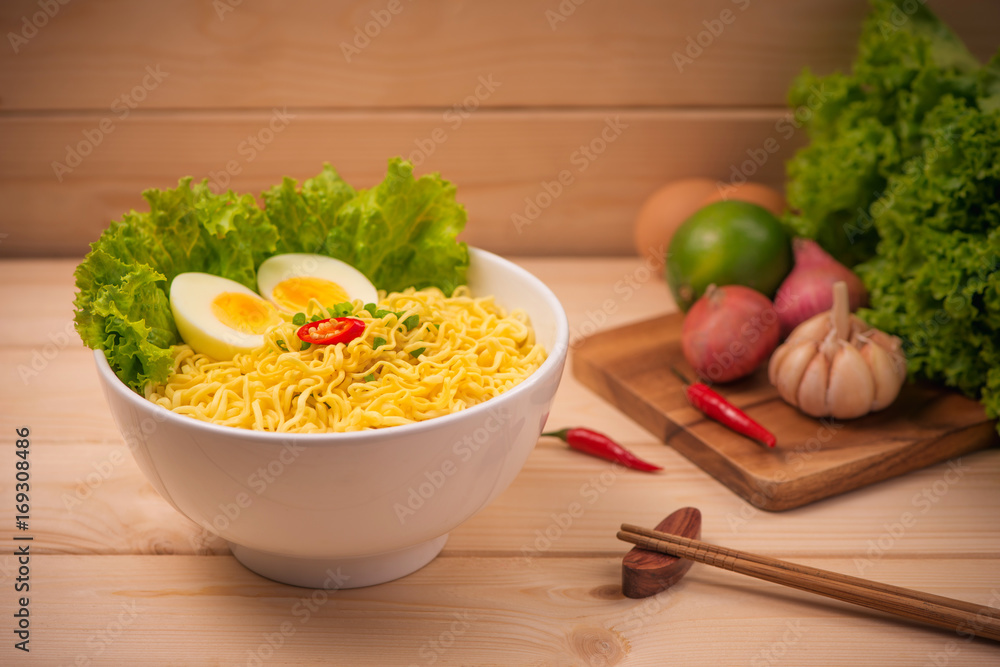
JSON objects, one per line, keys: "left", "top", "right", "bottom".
{"left": 1, "top": 257, "right": 999, "bottom": 666}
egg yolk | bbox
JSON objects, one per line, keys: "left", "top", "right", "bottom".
{"left": 211, "top": 292, "right": 278, "bottom": 334}
{"left": 271, "top": 277, "right": 350, "bottom": 311}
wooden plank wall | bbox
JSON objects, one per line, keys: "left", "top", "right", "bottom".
{"left": 0, "top": 0, "right": 996, "bottom": 258}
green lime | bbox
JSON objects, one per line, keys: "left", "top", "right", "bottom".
{"left": 666, "top": 200, "right": 792, "bottom": 312}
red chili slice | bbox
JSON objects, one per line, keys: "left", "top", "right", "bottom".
{"left": 296, "top": 317, "right": 365, "bottom": 346}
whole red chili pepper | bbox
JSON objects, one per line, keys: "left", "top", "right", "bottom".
{"left": 671, "top": 367, "right": 776, "bottom": 448}
{"left": 542, "top": 428, "right": 662, "bottom": 472}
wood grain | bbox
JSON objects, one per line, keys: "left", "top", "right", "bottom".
{"left": 2, "top": 260, "right": 999, "bottom": 561}
{"left": 573, "top": 313, "right": 1000, "bottom": 511}
{"left": 1, "top": 0, "right": 995, "bottom": 111}
{"left": 622, "top": 524, "right": 997, "bottom": 618}
{"left": 5, "top": 0, "right": 996, "bottom": 260}
{"left": 2, "top": 430, "right": 998, "bottom": 558}
{"left": 619, "top": 525, "right": 1000, "bottom": 641}
{"left": 0, "top": 110, "right": 797, "bottom": 257}
{"left": 10, "top": 555, "right": 1000, "bottom": 666}
{"left": 0, "top": 256, "right": 670, "bottom": 348}
{"left": 2, "top": 0, "right": 998, "bottom": 263}
{"left": 621, "top": 507, "right": 701, "bottom": 598}
{"left": 1, "top": 256, "right": 999, "bottom": 664}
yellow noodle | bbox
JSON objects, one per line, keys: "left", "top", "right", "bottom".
{"left": 144, "top": 287, "right": 547, "bottom": 433}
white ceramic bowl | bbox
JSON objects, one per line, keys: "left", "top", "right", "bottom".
{"left": 93, "top": 248, "right": 568, "bottom": 588}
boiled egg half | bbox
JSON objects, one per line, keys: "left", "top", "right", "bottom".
{"left": 257, "top": 253, "right": 378, "bottom": 313}
{"left": 170, "top": 273, "right": 281, "bottom": 361}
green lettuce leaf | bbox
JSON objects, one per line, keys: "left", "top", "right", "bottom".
{"left": 783, "top": 0, "right": 988, "bottom": 266}
{"left": 74, "top": 180, "right": 277, "bottom": 391}
{"left": 75, "top": 260, "right": 178, "bottom": 390}
{"left": 324, "top": 158, "right": 468, "bottom": 295}
{"left": 74, "top": 159, "right": 470, "bottom": 392}
{"left": 856, "top": 97, "right": 1000, "bottom": 420}
{"left": 784, "top": 0, "right": 1000, "bottom": 430}
{"left": 264, "top": 164, "right": 357, "bottom": 255}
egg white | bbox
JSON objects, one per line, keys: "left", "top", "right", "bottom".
{"left": 257, "top": 253, "right": 378, "bottom": 312}
{"left": 170, "top": 273, "right": 278, "bottom": 361}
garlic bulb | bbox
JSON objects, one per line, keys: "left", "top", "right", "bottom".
{"left": 768, "top": 281, "right": 906, "bottom": 419}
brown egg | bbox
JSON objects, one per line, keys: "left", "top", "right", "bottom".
{"left": 702, "top": 182, "right": 786, "bottom": 217}
{"left": 633, "top": 178, "right": 719, "bottom": 267}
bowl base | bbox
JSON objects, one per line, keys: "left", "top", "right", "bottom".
{"left": 229, "top": 534, "right": 449, "bottom": 589}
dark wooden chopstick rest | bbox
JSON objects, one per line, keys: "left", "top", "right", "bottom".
{"left": 621, "top": 507, "right": 701, "bottom": 599}
{"left": 618, "top": 521, "right": 1000, "bottom": 642}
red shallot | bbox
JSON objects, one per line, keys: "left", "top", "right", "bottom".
{"left": 774, "top": 239, "right": 867, "bottom": 338}
{"left": 681, "top": 284, "right": 780, "bottom": 383}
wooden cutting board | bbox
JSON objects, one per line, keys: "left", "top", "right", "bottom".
{"left": 573, "top": 313, "right": 999, "bottom": 511}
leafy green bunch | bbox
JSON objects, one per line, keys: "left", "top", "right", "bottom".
{"left": 74, "top": 158, "right": 469, "bottom": 392}
{"left": 783, "top": 0, "right": 1000, "bottom": 424}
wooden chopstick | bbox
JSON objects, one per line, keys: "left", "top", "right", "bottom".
{"left": 618, "top": 523, "right": 1000, "bottom": 642}
{"left": 621, "top": 523, "right": 989, "bottom": 616}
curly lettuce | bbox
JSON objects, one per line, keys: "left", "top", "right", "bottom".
{"left": 264, "top": 164, "right": 357, "bottom": 255}
{"left": 74, "top": 252, "right": 177, "bottom": 391}
{"left": 74, "top": 159, "right": 469, "bottom": 392}
{"left": 856, "top": 97, "right": 1000, "bottom": 421}
{"left": 783, "top": 0, "right": 1000, "bottom": 426}
{"left": 324, "top": 158, "right": 468, "bottom": 295}
{"left": 74, "top": 181, "right": 276, "bottom": 391}
{"left": 784, "top": 0, "right": 991, "bottom": 265}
